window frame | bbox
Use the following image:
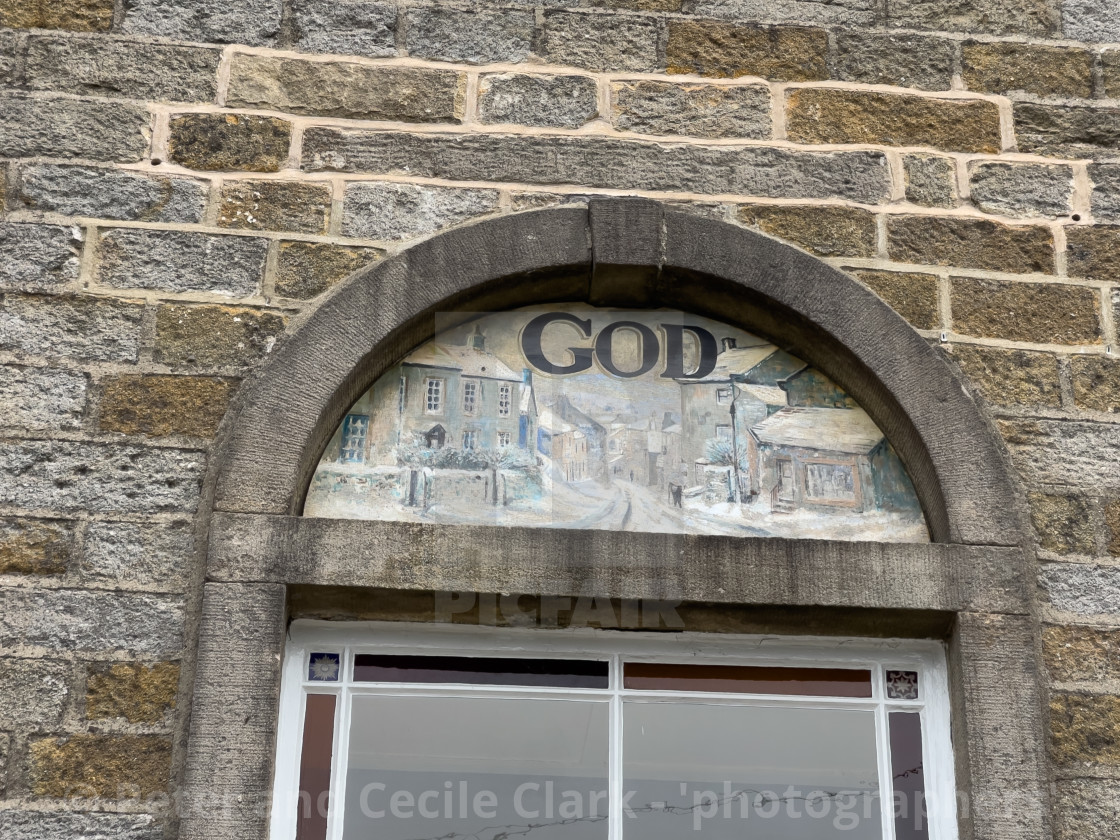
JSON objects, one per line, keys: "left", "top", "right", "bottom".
{"left": 270, "top": 621, "right": 958, "bottom": 840}
{"left": 425, "top": 378, "right": 444, "bottom": 415}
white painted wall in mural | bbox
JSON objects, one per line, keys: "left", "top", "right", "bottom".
{"left": 304, "top": 305, "right": 929, "bottom": 542}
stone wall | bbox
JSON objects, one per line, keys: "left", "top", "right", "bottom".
{"left": 0, "top": 0, "right": 1119, "bottom": 837}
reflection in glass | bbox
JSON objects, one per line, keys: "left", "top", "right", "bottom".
{"left": 343, "top": 695, "right": 609, "bottom": 840}
{"left": 297, "top": 694, "right": 336, "bottom": 840}
{"left": 353, "top": 655, "right": 609, "bottom": 688}
{"left": 624, "top": 663, "right": 873, "bottom": 697}
{"left": 624, "top": 701, "right": 882, "bottom": 840}
{"left": 890, "top": 712, "right": 929, "bottom": 840}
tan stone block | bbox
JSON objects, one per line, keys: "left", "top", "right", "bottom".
{"left": 0, "top": 518, "right": 72, "bottom": 575}
{"left": 666, "top": 21, "right": 828, "bottom": 82}
{"left": 97, "top": 375, "right": 236, "bottom": 439}
{"left": 154, "top": 304, "right": 288, "bottom": 370}
{"left": 275, "top": 241, "right": 383, "bottom": 300}
{"left": 1029, "top": 493, "right": 1097, "bottom": 554}
{"left": 1050, "top": 693, "right": 1120, "bottom": 766}
{"left": 737, "top": 204, "right": 876, "bottom": 258}
{"left": 218, "top": 180, "right": 331, "bottom": 234}
{"left": 87, "top": 662, "right": 179, "bottom": 724}
{"left": 0, "top": 0, "right": 113, "bottom": 31}
{"left": 1067, "top": 225, "right": 1120, "bottom": 283}
{"left": 30, "top": 734, "right": 171, "bottom": 798}
{"left": 855, "top": 270, "right": 940, "bottom": 330}
{"left": 168, "top": 113, "right": 291, "bottom": 173}
{"left": 889, "top": 215, "right": 1054, "bottom": 274}
{"left": 1109, "top": 500, "right": 1120, "bottom": 557}
{"left": 951, "top": 277, "right": 1099, "bottom": 344}
{"left": 1072, "top": 356, "right": 1120, "bottom": 414}
{"left": 953, "top": 346, "right": 1062, "bottom": 408}
{"left": 1103, "top": 51, "right": 1120, "bottom": 100}
{"left": 1044, "top": 625, "right": 1120, "bottom": 683}
{"left": 962, "top": 41, "right": 1094, "bottom": 99}
{"left": 786, "top": 89, "right": 1002, "bottom": 154}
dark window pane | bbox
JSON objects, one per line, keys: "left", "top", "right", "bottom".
{"left": 353, "top": 655, "right": 609, "bottom": 688}
{"left": 889, "top": 712, "right": 928, "bottom": 840}
{"left": 624, "top": 663, "right": 873, "bottom": 698}
{"left": 297, "top": 693, "right": 336, "bottom": 840}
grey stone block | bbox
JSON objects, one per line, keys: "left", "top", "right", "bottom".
{"left": 830, "top": 31, "right": 955, "bottom": 90}
{"left": 0, "top": 657, "right": 70, "bottom": 728}
{"left": 0, "top": 366, "right": 87, "bottom": 432}
{"left": 1055, "top": 779, "right": 1120, "bottom": 840}
{"left": 96, "top": 229, "right": 268, "bottom": 296}
{"left": 1001, "top": 419, "right": 1120, "bottom": 493}
{"left": 1014, "top": 102, "right": 1120, "bottom": 159}
{"left": 0, "top": 293, "right": 144, "bottom": 363}
{"left": 479, "top": 73, "right": 599, "bottom": 129}
{"left": 0, "top": 440, "right": 205, "bottom": 514}
{"left": 610, "top": 81, "right": 770, "bottom": 139}
{"left": 0, "top": 94, "right": 150, "bottom": 163}
{"left": 903, "top": 154, "right": 958, "bottom": 207}
{"left": 1041, "top": 562, "right": 1120, "bottom": 615}
{"left": 292, "top": 0, "right": 397, "bottom": 57}
{"left": 0, "top": 30, "right": 22, "bottom": 88}
{"left": 1089, "top": 164, "right": 1120, "bottom": 222}
{"left": 304, "top": 129, "right": 892, "bottom": 203}
{"left": 25, "top": 36, "right": 221, "bottom": 103}
{"left": 0, "top": 222, "right": 80, "bottom": 293}
{"left": 687, "top": 0, "right": 878, "bottom": 26}
{"left": 81, "top": 520, "right": 194, "bottom": 592}
{"left": 405, "top": 7, "right": 533, "bottom": 64}
{"left": 1063, "top": 0, "right": 1120, "bottom": 41}
{"left": 121, "top": 0, "right": 282, "bottom": 46}
{"left": 0, "top": 588, "right": 183, "bottom": 655}
{"left": 0, "top": 810, "right": 159, "bottom": 840}
{"left": 969, "top": 162, "right": 1074, "bottom": 218}
{"left": 17, "top": 164, "right": 206, "bottom": 223}
{"left": 539, "top": 11, "right": 661, "bottom": 72}
{"left": 889, "top": 0, "right": 1058, "bottom": 36}
{"left": 341, "top": 182, "right": 501, "bottom": 241}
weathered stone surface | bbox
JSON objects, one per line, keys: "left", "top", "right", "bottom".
{"left": 830, "top": 31, "right": 955, "bottom": 90}
{"left": 1045, "top": 625, "right": 1120, "bottom": 682}
{"left": 1063, "top": 0, "right": 1120, "bottom": 41}
{"left": 903, "top": 154, "right": 958, "bottom": 207}
{"left": 17, "top": 164, "right": 206, "bottom": 223}
{"left": 292, "top": 0, "right": 397, "bottom": 57}
{"left": 276, "top": 241, "right": 383, "bottom": 300}
{"left": 1002, "top": 419, "right": 1120, "bottom": 493}
{"left": 479, "top": 74, "right": 599, "bottom": 129}
{"left": 406, "top": 7, "right": 533, "bottom": 64}
{"left": 0, "top": 657, "right": 69, "bottom": 728}
{"left": 541, "top": 11, "right": 662, "bottom": 73}
{"left": 121, "top": 0, "right": 282, "bottom": 46}
{"left": 687, "top": 0, "right": 877, "bottom": 26}
{"left": 1042, "top": 562, "right": 1120, "bottom": 614}
{"left": 889, "top": 216, "right": 1054, "bottom": 274}
{"left": 611, "top": 81, "right": 770, "bottom": 139}
{"left": 968, "top": 161, "right": 1074, "bottom": 218}
{"left": 951, "top": 277, "right": 1097, "bottom": 343}
{"left": 0, "top": 30, "right": 21, "bottom": 87}
{"left": 962, "top": 41, "right": 1093, "bottom": 99}
{"left": 168, "top": 113, "right": 291, "bottom": 173}
{"left": 25, "top": 36, "right": 221, "bottom": 102}
{"left": 218, "top": 180, "right": 331, "bottom": 233}
{"left": 666, "top": 20, "right": 828, "bottom": 81}
{"left": 1104, "top": 50, "right": 1120, "bottom": 99}
{"left": 342, "top": 182, "right": 501, "bottom": 241}
{"left": 30, "top": 733, "right": 172, "bottom": 798}
{"left": 0, "top": 812, "right": 158, "bottom": 840}
{"left": 0, "top": 222, "right": 80, "bottom": 292}
{"left": 228, "top": 54, "right": 462, "bottom": 123}
{"left": 0, "top": 518, "right": 72, "bottom": 575}
{"left": 154, "top": 304, "right": 287, "bottom": 370}
{"left": 855, "top": 270, "right": 939, "bottom": 329}
{"left": 787, "top": 89, "right": 1002, "bottom": 154}
{"left": 303, "top": 130, "right": 893, "bottom": 203}
{"left": 736, "top": 204, "right": 876, "bottom": 257}
{"left": 1030, "top": 492, "right": 1097, "bottom": 553}
{"left": 1071, "top": 356, "right": 1120, "bottom": 413}
{"left": 1109, "top": 499, "right": 1120, "bottom": 556}
{"left": 1014, "top": 103, "right": 1120, "bottom": 159}
{"left": 87, "top": 662, "right": 179, "bottom": 723}
{"left": 82, "top": 520, "right": 193, "bottom": 591}
{"left": 1055, "top": 779, "right": 1120, "bottom": 840}
{"left": 952, "top": 346, "right": 1062, "bottom": 408}
{"left": 0, "top": 441, "right": 205, "bottom": 514}
{"left": 1089, "top": 164, "right": 1120, "bottom": 222}
{"left": 0, "top": 293, "right": 144, "bottom": 363}
{"left": 96, "top": 229, "right": 268, "bottom": 296}
{"left": 889, "top": 0, "right": 1058, "bottom": 36}
{"left": 0, "top": 588, "right": 184, "bottom": 653}
{"left": 98, "top": 375, "right": 236, "bottom": 439}
{"left": 0, "top": 365, "right": 87, "bottom": 431}
{"left": 0, "top": 94, "right": 149, "bottom": 162}
{"left": 1051, "top": 693, "right": 1120, "bottom": 765}
{"left": 0, "top": 0, "right": 113, "bottom": 31}
{"left": 1067, "top": 225, "right": 1120, "bottom": 282}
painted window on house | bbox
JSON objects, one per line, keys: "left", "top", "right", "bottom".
{"left": 715, "top": 387, "right": 732, "bottom": 405}
{"left": 339, "top": 414, "right": 368, "bottom": 463}
{"left": 498, "top": 384, "right": 512, "bottom": 417}
{"left": 463, "top": 430, "right": 478, "bottom": 450}
{"left": 426, "top": 379, "right": 444, "bottom": 414}
{"left": 498, "top": 432, "right": 511, "bottom": 448}
{"left": 463, "top": 381, "right": 478, "bottom": 415}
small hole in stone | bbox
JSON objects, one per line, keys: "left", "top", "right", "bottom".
{"left": 1071, "top": 214, "right": 1081, "bottom": 222}
{"left": 151, "top": 158, "right": 162, "bottom": 166}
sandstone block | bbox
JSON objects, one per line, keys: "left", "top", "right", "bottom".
{"left": 0, "top": 518, "right": 73, "bottom": 575}
{"left": 968, "top": 161, "right": 1074, "bottom": 218}
{"left": 30, "top": 734, "right": 172, "bottom": 798}
{"left": 962, "top": 41, "right": 1093, "bottom": 99}
{"left": 121, "top": 0, "right": 282, "bottom": 46}
{"left": 0, "top": 657, "right": 69, "bottom": 728}
{"left": 1104, "top": 50, "right": 1120, "bottom": 99}
{"left": 0, "top": 812, "right": 158, "bottom": 840}
{"left": 903, "top": 154, "right": 958, "bottom": 207}
{"left": 0, "top": 94, "right": 149, "bottom": 162}
{"left": 1044, "top": 625, "right": 1120, "bottom": 682}
{"left": 218, "top": 180, "right": 331, "bottom": 233}
{"left": 0, "top": 0, "right": 112, "bottom": 31}
{"left": 951, "top": 277, "right": 1097, "bottom": 343}
{"left": 1002, "top": 419, "right": 1120, "bottom": 493}
{"left": 0, "top": 293, "right": 144, "bottom": 363}
{"left": 736, "top": 204, "right": 876, "bottom": 257}
{"left": 341, "top": 182, "right": 500, "bottom": 241}
{"left": 541, "top": 11, "right": 661, "bottom": 73}
{"left": 889, "top": 216, "right": 1054, "bottom": 274}
{"left": 479, "top": 74, "right": 599, "bottom": 129}
{"left": 688, "top": 0, "right": 876, "bottom": 25}
{"left": 854, "top": 270, "right": 940, "bottom": 330}
{"left": 1089, "top": 164, "right": 1120, "bottom": 222}
{"left": 81, "top": 520, "right": 193, "bottom": 592}
{"left": 168, "top": 113, "right": 290, "bottom": 172}
{"left": 889, "top": 0, "right": 1057, "bottom": 36}
{"left": 154, "top": 304, "right": 287, "bottom": 370}
{"left": 98, "top": 375, "right": 236, "bottom": 439}
{"left": 1067, "top": 225, "right": 1120, "bottom": 282}
{"left": 275, "top": 241, "right": 383, "bottom": 300}
{"left": 0, "top": 365, "right": 87, "bottom": 432}
{"left": 1014, "top": 103, "right": 1120, "bottom": 159}
{"left": 610, "top": 81, "right": 770, "bottom": 139}
{"left": 17, "top": 164, "right": 206, "bottom": 223}
{"left": 1062, "top": 0, "right": 1120, "bottom": 41}
{"left": 87, "top": 662, "right": 179, "bottom": 723}
{"left": 0, "top": 222, "right": 80, "bottom": 293}
{"left": 666, "top": 20, "right": 828, "bottom": 81}
{"left": 952, "top": 346, "right": 1062, "bottom": 408}
{"left": 1109, "top": 499, "right": 1120, "bottom": 556}
{"left": 830, "top": 31, "right": 954, "bottom": 90}
{"left": 292, "top": 0, "right": 397, "bottom": 57}
{"left": 1050, "top": 693, "right": 1120, "bottom": 766}
{"left": 1041, "top": 562, "right": 1120, "bottom": 614}
{"left": 1071, "top": 356, "right": 1120, "bottom": 413}
{"left": 1029, "top": 492, "right": 1097, "bottom": 553}
{"left": 0, "top": 30, "right": 20, "bottom": 86}
{"left": 406, "top": 7, "right": 533, "bottom": 64}
{"left": 1055, "top": 780, "right": 1120, "bottom": 840}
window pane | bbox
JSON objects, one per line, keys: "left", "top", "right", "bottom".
{"left": 624, "top": 663, "right": 873, "bottom": 698}
{"left": 353, "top": 655, "right": 609, "bottom": 688}
{"left": 343, "top": 695, "right": 609, "bottom": 840}
{"left": 623, "top": 701, "right": 882, "bottom": 840}
{"left": 890, "top": 712, "right": 928, "bottom": 840}
{"left": 297, "top": 694, "right": 336, "bottom": 840}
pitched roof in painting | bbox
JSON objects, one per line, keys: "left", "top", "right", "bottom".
{"left": 401, "top": 342, "right": 521, "bottom": 381}
{"left": 683, "top": 345, "right": 779, "bottom": 383}
{"left": 738, "top": 384, "right": 788, "bottom": 406}
{"left": 750, "top": 406, "right": 885, "bottom": 455}
{"left": 537, "top": 408, "right": 575, "bottom": 434}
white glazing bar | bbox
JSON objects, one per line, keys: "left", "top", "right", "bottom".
{"left": 875, "top": 663, "right": 898, "bottom": 840}
{"left": 610, "top": 654, "right": 623, "bottom": 840}
{"left": 326, "top": 648, "right": 353, "bottom": 840}
{"left": 270, "top": 643, "right": 308, "bottom": 840}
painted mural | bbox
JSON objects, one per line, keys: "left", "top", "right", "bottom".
{"left": 304, "top": 305, "right": 929, "bottom": 542}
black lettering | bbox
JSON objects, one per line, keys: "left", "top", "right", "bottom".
{"left": 521, "top": 312, "right": 594, "bottom": 375}
{"left": 594, "top": 321, "right": 659, "bottom": 379}
{"left": 660, "top": 324, "right": 718, "bottom": 379}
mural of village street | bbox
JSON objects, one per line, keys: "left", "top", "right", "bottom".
{"left": 304, "top": 305, "right": 930, "bottom": 542}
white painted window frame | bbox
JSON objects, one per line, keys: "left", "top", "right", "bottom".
{"left": 270, "top": 621, "right": 958, "bottom": 840}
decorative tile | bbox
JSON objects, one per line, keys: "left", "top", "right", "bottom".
{"left": 886, "top": 669, "right": 919, "bottom": 700}
{"left": 308, "top": 652, "right": 341, "bottom": 682}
